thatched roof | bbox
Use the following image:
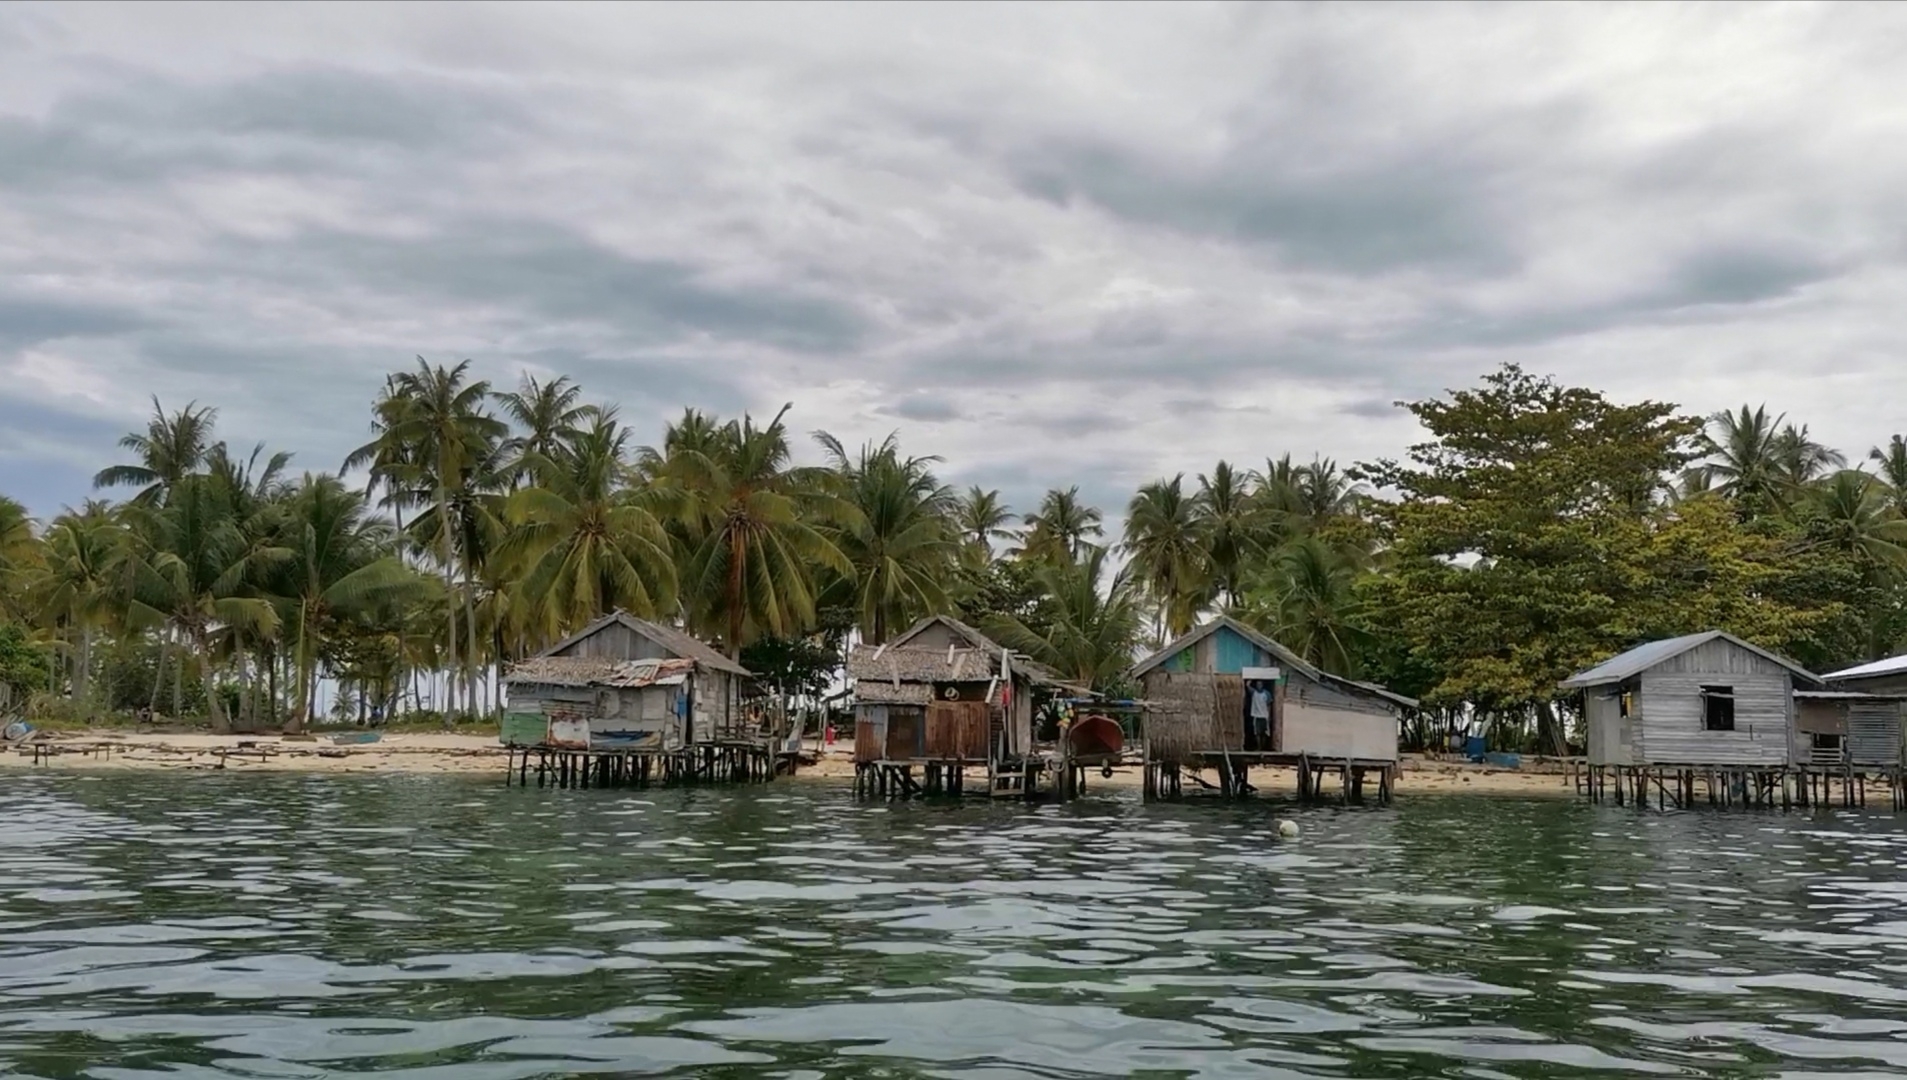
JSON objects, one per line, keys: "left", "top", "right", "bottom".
{"left": 505, "top": 656, "right": 695, "bottom": 688}
{"left": 534, "top": 611, "right": 751, "bottom": 677}
{"left": 845, "top": 644, "right": 998, "bottom": 683}
{"left": 853, "top": 681, "right": 935, "bottom": 705}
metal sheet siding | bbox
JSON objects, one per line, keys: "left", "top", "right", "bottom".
{"left": 552, "top": 621, "right": 672, "bottom": 661}
{"left": 1636, "top": 670, "right": 1791, "bottom": 765}
{"left": 1287, "top": 670, "right": 1393, "bottom": 717}
{"left": 1848, "top": 700, "right": 1904, "bottom": 766}
{"left": 1281, "top": 702, "right": 1398, "bottom": 762}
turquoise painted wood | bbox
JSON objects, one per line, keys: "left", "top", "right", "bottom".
{"left": 1214, "top": 626, "right": 1269, "bottom": 674}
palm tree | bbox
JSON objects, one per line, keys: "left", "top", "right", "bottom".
{"left": 498, "top": 412, "right": 676, "bottom": 643}
{"left": 1806, "top": 470, "right": 1907, "bottom": 573}
{"left": 33, "top": 501, "right": 125, "bottom": 706}
{"left": 1292, "top": 457, "right": 1362, "bottom": 524}
{"left": 0, "top": 494, "right": 39, "bottom": 620}
{"left": 1018, "top": 486, "right": 1103, "bottom": 563}
{"left": 1695, "top": 405, "right": 1788, "bottom": 514}
{"left": 1774, "top": 423, "right": 1846, "bottom": 486}
{"left": 816, "top": 433, "right": 959, "bottom": 644}
{"left": 1240, "top": 536, "right": 1365, "bottom": 676}
{"left": 1870, "top": 435, "right": 1907, "bottom": 516}
{"left": 646, "top": 405, "right": 850, "bottom": 656}
{"left": 94, "top": 398, "right": 219, "bottom": 504}
{"left": 1123, "top": 475, "right": 1209, "bottom": 638}
{"left": 982, "top": 545, "right": 1140, "bottom": 689}
{"left": 125, "top": 473, "right": 287, "bottom": 729}
{"left": 1196, "top": 461, "right": 1266, "bottom": 605}
{"left": 277, "top": 474, "right": 421, "bottom": 731}
{"left": 1255, "top": 454, "right": 1308, "bottom": 518}
{"left": 497, "top": 374, "right": 593, "bottom": 485}
{"left": 345, "top": 359, "right": 507, "bottom": 715}
{"left": 955, "top": 487, "right": 1017, "bottom": 559}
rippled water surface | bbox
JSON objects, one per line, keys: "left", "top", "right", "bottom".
{"left": 5, "top": 773, "right": 1907, "bottom": 1078}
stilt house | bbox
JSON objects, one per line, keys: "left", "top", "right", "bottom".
{"left": 1130, "top": 616, "right": 1411, "bottom": 765}
{"left": 502, "top": 611, "right": 755, "bottom": 751}
{"left": 1562, "top": 631, "right": 1818, "bottom": 767}
{"left": 845, "top": 615, "right": 1051, "bottom": 766}
{"left": 1816, "top": 653, "right": 1907, "bottom": 767}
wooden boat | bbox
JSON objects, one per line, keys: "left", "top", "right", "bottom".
{"left": 1067, "top": 714, "right": 1125, "bottom": 763}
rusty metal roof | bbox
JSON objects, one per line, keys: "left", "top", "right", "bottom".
{"left": 504, "top": 656, "right": 696, "bottom": 688}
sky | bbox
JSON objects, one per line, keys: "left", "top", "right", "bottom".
{"left": 4, "top": 2, "right": 1907, "bottom": 527}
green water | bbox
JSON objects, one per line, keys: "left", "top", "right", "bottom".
{"left": 3, "top": 775, "right": 1907, "bottom": 1078}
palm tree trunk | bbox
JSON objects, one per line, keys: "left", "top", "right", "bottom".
{"left": 288, "top": 601, "right": 311, "bottom": 735}
{"left": 463, "top": 566, "right": 479, "bottom": 719}
{"left": 727, "top": 530, "right": 746, "bottom": 659}
{"left": 202, "top": 635, "right": 229, "bottom": 734}
{"left": 76, "top": 625, "right": 93, "bottom": 710}
{"left": 150, "top": 632, "right": 168, "bottom": 712}
{"left": 437, "top": 484, "right": 459, "bottom": 715}
{"left": 172, "top": 628, "right": 184, "bottom": 719}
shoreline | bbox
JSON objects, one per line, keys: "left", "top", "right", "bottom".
{"left": 2, "top": 732, "right": 1576, "bottom": 796}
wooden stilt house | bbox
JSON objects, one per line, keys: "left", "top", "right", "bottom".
{"left": 1562, "top": 631, "right": 1818, "bottom": 767}
{"left": 845, "top": 615, "right": 1054, "bottom": 778}
{"left": 503, "top": 611, "right": 756, "bottom": 751}
{"left": 1129, "top": 616, "right": 1412, "bottom": 800}
{"left": 1818, "top": 653, "right": 1907, "bottom": 767}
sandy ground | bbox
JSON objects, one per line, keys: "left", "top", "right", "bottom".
{"left": 793, "top": 748, "right": 1574, "bottom": 797}
{"left": 1, "top": 731, "right": 509, "bottom": 774}
{"left": 4, "top": 731, "right": 1575, "bottom": 795}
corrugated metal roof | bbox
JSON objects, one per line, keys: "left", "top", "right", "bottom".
{"left": 531, "top": 611, "right": 751, "bottom": 677}
{"left": 1129, "top": 615, "right": 1418, "bottom": 709}
{"left": 1560, "top": 631, "right": 1818, "bottom": 689}
{"left": 1824, "top": 652, "right": 1907, "bottom": 682}
{"left": 504, "top": 656, "right": 695, "bottom": 688}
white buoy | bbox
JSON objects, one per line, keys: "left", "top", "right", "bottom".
{"left": 1276, "top": 818, "right": 1300, "bottom": 839}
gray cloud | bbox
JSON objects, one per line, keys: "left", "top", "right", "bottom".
{"left": 3, "top": 3, "right": 1907, "bottom": 524}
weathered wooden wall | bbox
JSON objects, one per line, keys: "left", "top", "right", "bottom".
{"left": 1636, "top": 670, "right": 1791, "bottom": 765}
{"left": 925, "top": 701, "right": 990, "bottom": 759}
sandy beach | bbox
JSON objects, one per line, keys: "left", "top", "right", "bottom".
{"left": 3, "top": 731, "right": 1575, "bottom": 796}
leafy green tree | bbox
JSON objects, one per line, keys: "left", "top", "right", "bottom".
{"left": 1358, "top": 364, "right": 1703, "bottom": 752}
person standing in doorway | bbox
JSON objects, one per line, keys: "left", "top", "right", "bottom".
{"left": 1248, "top": 680, "right": 1273, "bottom": 751}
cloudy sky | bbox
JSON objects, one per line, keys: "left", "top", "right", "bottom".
{"left": 4, "top": 2, "right": 1906, "bottom": 523}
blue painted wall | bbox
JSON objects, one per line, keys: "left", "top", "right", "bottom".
{"left": 1213, "top": 626, "right": 1271, "bottom": 673}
